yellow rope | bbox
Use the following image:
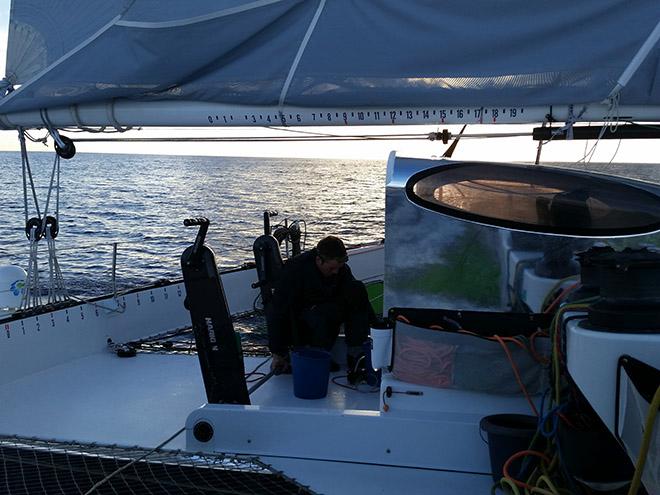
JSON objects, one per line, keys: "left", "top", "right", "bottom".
{"left": 536, "top": 475, "right": 560, "bottom": 495}
{"left": 529, "top": 488, "right": 554, "bottom": 495}
{"left": 499, "top": 476, "right": 521, "bottom": 495}
{"left": 627, "top": 386, "right": 660, "bottom": 495}
{"left": 550, "top": 303, "right": 590, "bottom": 403}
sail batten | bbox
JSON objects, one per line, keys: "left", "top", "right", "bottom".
{"left": 3, "top": 0, "right": 660, "bottom": 126}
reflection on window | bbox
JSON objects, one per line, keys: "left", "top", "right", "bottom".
{"left": 409, "top": 163, "right": 660, "bottom": 235}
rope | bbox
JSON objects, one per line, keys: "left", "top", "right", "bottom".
{"left": 493, "top": 334, "right": 539, "bottom": 417}
{"left": 331, "top": 375, "right": 379, "bottom": 393}
{"left": 19, "top": 131, "right": 28, "bottom": 227}
{"left": 22, "top": 230, "right": 41, "bottom": 309}
{"left": 533, "top": 475, "right": 561, "bottom": 495}
{"left": 39, "top": 109, "right": 66, "bottom": 149}
{"left": 534, "top": 121, "right": 547, "bottom": 164}
{"left": 502, "top": 450, "right": 551, "bottom": 491}
{"left": 69, "top": 295, "right": 126, "bottom": 314}
{"left": 627, "top": 386, "right": 660, "bottom": 495}
{"left": 244, "top": 356, "right": 272, "bottom": 382}
{"left": 82, "top": 426, "right": 186, "bottom": 495}
{"left": 550, "top": 104, "right": 587, "bottom": 141}
{"left": 574, "top": 94, "right": 620, "bottom": 165}
{"left": 543, "top": 282, "right": 580, "bottom": 315}
{"left": 65, "top": 130, "right": 536, "bottom": 143}
{"left": 550, "top": 302, "right": 593, "bottom": 404}
{"left": 40, "top": 153, "right": 60, "bottom": 232}
{"left": 16, "top": 136, "right": 70, "bottom": 308}
{"left": 540, "top": 275, "right": 579, "bottom": 313}
{"left": 18, "top": 129, "right": 41, "bottom": 219}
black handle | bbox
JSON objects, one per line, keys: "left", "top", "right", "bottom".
{"left": 263, "top": 210, "right": 278, "bottom": 236}
{"left": 184, "top": 217, "right": 209, "bottom": 227}
{"left": 183, "top": 217, "right": 211, "bottom": 266}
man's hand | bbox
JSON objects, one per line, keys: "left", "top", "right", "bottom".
{"left": 271, "top": 353, "right": 291, "bottom": 375}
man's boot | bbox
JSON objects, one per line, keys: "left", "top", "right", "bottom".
{"left": 347, "top": 346, "right": 369, "bottom": 385}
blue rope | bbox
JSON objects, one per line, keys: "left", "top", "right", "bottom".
{"left": 537, "top": 389, "right": 565, "bottom": 439}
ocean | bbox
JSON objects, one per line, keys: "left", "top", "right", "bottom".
{"left": 1, "top": 151, "right": 659, "bottom": 297}
{"left": 0, "top": 152, "right": 385, "bottom": 296}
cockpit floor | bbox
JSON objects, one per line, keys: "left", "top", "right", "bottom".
{"left": 0, "top": 349, "right": 378, "bottom": 453}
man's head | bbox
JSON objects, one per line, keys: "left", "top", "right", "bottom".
{"left": 315, "top": 236, "right": 348, "bottom": 277}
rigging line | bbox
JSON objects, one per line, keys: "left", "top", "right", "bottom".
{"left": 264, "top": 126, "right": 430, "bottom": 139}
{"left": 451, "top": 132, "right": 533, "bottom": 139}
{"left": 61, "top": 126, "right": 139, "bottom": 134}
{"left": 68, "top": 131, "right": 535, "bottom": 143}
{"left": 40, "top": 153, "right": 60, "bottom": 231}
{"left": 608, "top": 139, "right": 623, "bottom": 165}
{"left": 442, "top": 124, "right": 467, "bottom": 158}
{"left": 82, "top": 426, "right": 186, "bottom": 495}
{"left": 573, "top": 99, "right": 617, "bottom": 165}
{"left": 19, "top": 130, "right": 28, "bottom": 226}
{"left": 266, "top": 126, "right": 355, "bottom": 138}
{"left": 18, "top": 129, "right": 41, "bottom": 219}
{"left": 535, "top": 121, "right": 547, "bottom": 164}
{"left": 105, "top": 99, "right": 132, "bottom": 133}
{"left": 67, "top": 132, "right": 536, "bottom": 144}
{"left": 55, "top": 153, "right": 60, "bottom": 221}
{"left": 40, "top": 109, "right": 66, "bottom": 149}
{"left": 23, "top": 130, "right": 49, "bottom": 144}
{"left": 67, "top": 135, "right": 433, "bottom": 143}
{"left": 621, "top": 120, "right": 660, "bottom": 130}
{"left": 583, "top": 122, "right": 590, "bottom": 159}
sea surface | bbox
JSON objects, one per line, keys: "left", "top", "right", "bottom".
{"left": 0, "top": 152, "right": 385, "bottom": 296}
{"left": 0, "top": 151, "right": 659, "bottom": 297}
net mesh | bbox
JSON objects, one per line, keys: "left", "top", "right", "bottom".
{"left": 127, "top": 312, "right": 270, "bottom": 357}
{"left": 0, "top": 436, "right": 315, "bottom": 495}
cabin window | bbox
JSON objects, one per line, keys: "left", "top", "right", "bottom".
{"left": 407, "top": 162, "right": 660, "bottom": 236}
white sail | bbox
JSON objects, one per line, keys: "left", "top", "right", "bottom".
{"left": 2, "top": 0, "right": 660, "bottom": 126}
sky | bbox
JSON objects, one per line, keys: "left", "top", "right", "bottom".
{"left": 0, "top": 2, "right": 658, "bottom": 163}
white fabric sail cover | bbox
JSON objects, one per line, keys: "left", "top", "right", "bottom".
{"left": 2, "top": 0, "right": 660, "bottom": 114}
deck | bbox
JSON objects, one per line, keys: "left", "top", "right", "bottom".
{"left": 0, "top": 308, "right": 519, "bottom": 494}
{"left": 0, "top": 349, "right": 378, "bottom": 452}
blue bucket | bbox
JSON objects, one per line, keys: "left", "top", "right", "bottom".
{"left": 291, "top": 348, "right": 331, "bottom": 399}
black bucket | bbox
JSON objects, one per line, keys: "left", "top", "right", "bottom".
{"left": 479, "top": 414, "right": 537, "bottom": 482}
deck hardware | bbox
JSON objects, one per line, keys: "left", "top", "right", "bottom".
{"left": 54, "top": 135, "right": 76, "bottom": 159}
{"left": 193, "top": 421, "right": 214, "bottom": 443}
{"left": 111, "top": 242, "right": 117, "bottom": 297}
{"left": 181, "top": 218, "right": 250, "bottom": 404}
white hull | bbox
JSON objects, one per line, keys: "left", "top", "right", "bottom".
{"left": 1, "top": 237, "right": 657, "bottom": 494}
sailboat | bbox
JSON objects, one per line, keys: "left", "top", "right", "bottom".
{"left": 0, "top": 1, "right": 659, "bottom": 494}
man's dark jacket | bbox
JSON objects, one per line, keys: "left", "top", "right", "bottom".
{"left": 266, "top": 248, "right": 355, "bottom": 355}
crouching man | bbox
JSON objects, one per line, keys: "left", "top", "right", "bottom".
{"left": 266, "top": 236, "right": 374, "bottom": 383}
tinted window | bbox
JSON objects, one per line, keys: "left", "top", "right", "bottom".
{"left": 407, "top": 162, "right": 660, "bottom": 236}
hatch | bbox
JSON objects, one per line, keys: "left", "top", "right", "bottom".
{"left": 406, "top": 162, "right": 660, "bottom": 236}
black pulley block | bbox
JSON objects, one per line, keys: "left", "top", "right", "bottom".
{"left": 54, "top": 135, "right": 76, "bottom": 159}
{"left": 25, "top": 217, "right": 43, "bottom": 239}
{"left": 24, "top": 216, "right": 59, "bottom": 239}
{"left": 45, "top": 215, "right": 58, "bottom": 238}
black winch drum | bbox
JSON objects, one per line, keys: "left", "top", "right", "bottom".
{"left": 479, "top": 414, "right": 537, "bottom": 482}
